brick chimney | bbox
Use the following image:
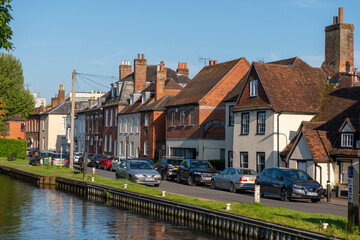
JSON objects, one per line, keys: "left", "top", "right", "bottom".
{"left": 134, "top": 54, "right": 147, "bottom": 93}
{"left": 156, "top": 61, "right": 166, "bottom": 101}
{"left": 176, "top": 62, "right": 189, "bottom": 78}
{"left": 323, "top": 7, "right": 354, "bottom": 84}
{"left": 59, "top": 84, "right": 65, "bottom": 103}
{"left": 119, "top": 60, "right": 132, "bottom": 80}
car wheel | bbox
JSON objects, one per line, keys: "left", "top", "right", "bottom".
{"left": 210, "top": 179, "right": 216, "bottom": 189}
{"left": 229, "top": 182, "right": 236, "bottom": 193}
{"left": 280, "top": 188, "right": 289, "bottom": 202}
{"left": 311, "top": 198, "right": 321, "bottom": 203}
{"left": 187, "top": 175, "right": 195, "bottom": 186}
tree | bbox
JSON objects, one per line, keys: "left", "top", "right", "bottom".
{"left": 0, "top": 53, "right": 35, "bottom": 120}
{"left": 0, "top": 98, "right": 7, "bottom": 136}
{"left": 0, "top": 0, "right": 13, "bottom": 51}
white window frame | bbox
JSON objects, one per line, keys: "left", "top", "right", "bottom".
{"left": 144, "top": 114, "right": 149, "bottom": 127}
{"left": 171, "top": 112, "right": 175, "bottom": 126}
{"left": 105, "top": 110, "right": 108, "bottom": 127}
{"left": 190, "top": 109, "right": 194, "bottom": 125}
{"left": 109, "top": 135, "right": 112, "bottom": 152}
{"left": 250, "top": 80, "right": 258, "bottom": 97}
{"left": 241, "top": 113, "right": 249, "bottom": 135}
{"left": 144, "top": 140, "right": 148, "bottom": 156}
{"left": 180, "top": 111, "right": 185, "bottom": 126}
{"left": 257, "top": 111, "right": 266, "bottom": 134}
{"left": 341, "top": 133, "right": 354, "bottom": 147}
{"left": 240, "top": 152, "right": 249, "bottom": 168}
{"left": 61, "top": 117, "right": 66, "bottom": 130}
{"left": 104, "top": 135, "right": 108, "bottom": 152}
{"left": 110, "top": 109, "right": 113, "bottom": 127}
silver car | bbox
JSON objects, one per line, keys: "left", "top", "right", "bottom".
{"left": 73, "top": 152, "right": 82, "bottom": 164}
{"left": 116, "top": 160, "right": 161, "bottom": 187}
{"left": 51, "top": 153, "right": 69, "bottom": 167}
{"left": 110, "top": 156, "right": 126, "bottom": 172}
{"left": 210, "top": 168, "right": 257, "bottom": 192}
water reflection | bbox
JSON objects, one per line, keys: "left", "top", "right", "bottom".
{"left": 0, "top": 174, "right": 219, "bottom": 239}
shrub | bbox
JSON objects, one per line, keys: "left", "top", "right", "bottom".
{"left": 0, "top": 138, "right": 27, "bottom": 159}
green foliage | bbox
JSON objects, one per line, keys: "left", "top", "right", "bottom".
{"left": 0, "top": 138, "right": 26, "bottom": 159}
{"left": 0, "top": 120, "right": 8, "bottom": 136}
{"left": 0, "top": 53, "right": 35, "bottom": 120}
{"left": 208, "top": 159, "right": 225, "bottom": 170}
{"left": 0, "top": 0, "right": 13, "bottom": 51}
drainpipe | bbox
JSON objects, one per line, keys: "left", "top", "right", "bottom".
{"left": 277, "top": 112, "right": 283, "bottom": 167}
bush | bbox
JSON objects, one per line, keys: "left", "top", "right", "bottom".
{"left": 208, "top": 159, "right": 225, "bottom": 171}
{"left": 0, "top": 138, "right": 27, "bottom": 159}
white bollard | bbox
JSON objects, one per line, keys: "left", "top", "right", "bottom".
{"left": 162, "top": 191, "right": 166, "bottom": 197}
{"left": 254, "top": 185, "right": 260, "bottom": 203}
{"left": 226, "top": 203, "right": 231, "bottom": 210}
{"left": 124, "top": 184, "right": 127, "bottom": 189}
{"left": 91, "top": 177, "right": 95, "bottom": 182}
{"left": 322, "top": 223, "right": 329, "bottom": 230}
{"left": 92, "top": 167, "right": 96, "bottom": 175}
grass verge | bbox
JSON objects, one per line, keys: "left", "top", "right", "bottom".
{"left": 0, "top": 158, "right": 359, "bottom": 239}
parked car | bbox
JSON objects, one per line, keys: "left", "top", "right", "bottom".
{"left": 91, "top": 154, "right": 102, "bottom": 168}
{"left": 210, "top": 168, "right": 257, "bottom": 192}
{"left": 73, "top": 152, "right": 83, "bottom": 164}
{"left": 39, "top": 151, "right": 53, "bottom": 165}
{"left": 255, "top": 167, "right": 325, "bottom": 203}
{"left": 116, "top": 160, "right": 161, "bottom": 187}
{"left": 110, "top": 156, "right": 126, "bottom": 172}
{"left": 99, "top": 155, "right": 116, "bottom": 170}
{"left": 78, "top": 153, "right": 94, "bottom": 167}
{"left": 28, "top": 148, "right": 39, "bottom": 157}
{"left": 177, "top": 159, "right": 218, "bottom": 186}
{"left": 154, "top": 156, "right": 184, "bottom": 180}
{"left": 51, "top": 153, "right": 69, "bottom": 167}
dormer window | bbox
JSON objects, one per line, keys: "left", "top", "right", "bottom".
{"left": 341, "top": 133, "right": 353, "bottom": 147}
{"left": 141, "top": 92, "right": 146, "bottom": 103}
{"left": 250, "top": 80, "right": 258, "bottom": 97}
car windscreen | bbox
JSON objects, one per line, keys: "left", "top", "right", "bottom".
{"left": 52, "top": 154, "right": 67, "bottom": 159}
{"left": 74, "top": 153, "right": 82, "bottom": 156}
{"left": 282, "top": 170, "right": 312, "bottom": 180}
{"left": 190, "top": 161, "right": 212, "bottom": 168}
{"left": 238, "top": 169, "right": 257, "bottom": 175}
{"left": 167, "top": 159, "right": 182, "bottom": 165}
{"left": 130, "top": 162, "right": 153, "bottom": 169}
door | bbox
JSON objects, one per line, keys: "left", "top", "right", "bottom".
{"left": 216, "top": 169, "right": 229, "bottom": 188}
{"left": 224, "top": 168, "right": 236, "bottom": 189}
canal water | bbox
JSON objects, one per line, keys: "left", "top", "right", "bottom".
{"left": 0, "top": 174, "right": 221, "bottom": 239}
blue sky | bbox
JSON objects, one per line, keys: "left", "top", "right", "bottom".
{"left": 5, "top": 0, "right": 360, "bottom": 103}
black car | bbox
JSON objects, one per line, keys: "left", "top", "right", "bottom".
{"left": 91, "top": 154, "right": 102, "bottom": 168}
{"left": 154, "top": 156, "right": 184, "bottom": 180}
{"left": 177, "top": 159, "right": 218, "bottom": 186}
{"left": 255, "top": 168, "right": 325, "bottom": 203}
{"left": 78, "top": 153, "right": 94, "bottom": 167}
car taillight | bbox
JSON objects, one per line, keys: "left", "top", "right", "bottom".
{"left": 240, "top": 177, "right": 248, "bottom": 182}
{"left": 64, "top": 159, "right": 69, "bottom": 161}
{"left": 51, "top": 158, "right": 55, "bottom": 161}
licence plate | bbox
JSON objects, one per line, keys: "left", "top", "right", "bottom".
{"left": 173, "top": 167, "right": 178, "bottom": 170}
{"left": 249, "top": 179, "right": 255, "bottom": 182}
{"left": 144, "top": 178, "right": 154, "bottom": 181}
{"left": 307, "top": 192, "right": 317, "bottom": 196}
{"left": 57, "top": 164, "right": 63, "bottom": 166}
{"left": 204, "top": 177, "right": 211, "bottom": 180}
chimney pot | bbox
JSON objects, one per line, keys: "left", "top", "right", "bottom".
{"left": 137, "top": 54, "right": 140, "bottom": 59}
{"left": 178, "top": 62, "right": 181, "bottom": 69}
{"left": 209, "top": 60, "right": 214, "bottom": 66}
{"left": 333, "top": 16, "right": 338, "bottom": 24}
{"left": 185, "top": 62, "right": 188, "bottom": 69}
{"left": 214, "top": 60, "right": 218, "bottom": 65}
{"left": 121, "top": 60, "right": 124, "bottom": 65}
{"left": 181, "top": 62, "right": 185, "bottom": 69}
{"left": 142, "top": 54, "right": 144, "bottom": 59}
{"left": 339, "top": 7, "right": 343, "bottom": 23}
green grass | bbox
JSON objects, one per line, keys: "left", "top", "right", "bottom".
{"left": 1, "top": 157, "right": 359, "bottom": 239}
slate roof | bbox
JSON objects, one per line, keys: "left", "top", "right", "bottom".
{"left": 141, "top": 79, "right": 183, "bottom": 93}
{"left": 235, "top": 57, "right": 327, "bottom": 113}
{"left": 40, "top": 101, "right": 71, "bottom": 115}
{"left": 140, "top": 95, "right": 175, "bottom": 112}
{"left": 166, "top": 58, "right": 247, "bottom": 107}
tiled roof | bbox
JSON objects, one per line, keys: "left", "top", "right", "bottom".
{"left": 119, "top": 96, "right": 154, "bottom": 115}
{"left": 8, "top": 113, "right": 24, "bottom": 121}
{"left": 142, "top": 79, "right": 183, "bottom": 93}
{"left": 301, "top": 128, "right": 332, "bottom": 163}
{"left": 236, "top": 57, "right": 327, "bottom": 113}
{"left": 166, "top": 58, "right": 246, "bottom": 107}
{"left": 140, "top": 95, "right": 174, "bottom": 112}
{"left": 40, "top": 101, "right": 70, "bottom": 115}
{"left": 224, "top": 73, "right": 248, "bottom": 102}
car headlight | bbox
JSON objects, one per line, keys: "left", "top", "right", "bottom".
{"left": 134, "top": 174, "right": 142, "bottom": 178}
{"left": 292, "top": 184, "right": 303, "bottom": 189}
{"left": 155, "top": 174, "right": 161, "bottom": 178}
{"left": 194, "top": 172, "right": 202, "bottom": 175}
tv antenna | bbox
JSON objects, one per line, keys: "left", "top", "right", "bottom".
{"left": 257, "top": 57, "right": 264, "bottom": 63}
{"left": 199, "top": 56, "right": 210, "bottom": 66}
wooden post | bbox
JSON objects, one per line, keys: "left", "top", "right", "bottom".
{"left": 69, "top": 70, "right": 76, "bottom": 169}
{"left": 83, "top": 150, "right": 87, "bottom": 180}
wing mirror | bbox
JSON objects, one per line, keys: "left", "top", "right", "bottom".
{"left": 276, "top": 176, "right": 284, "bottom": 181}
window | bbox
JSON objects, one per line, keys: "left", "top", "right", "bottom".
{"left": 122, "top": 118, "right": 125, "bottom": 133}
{"left": 241, "top": 113, "right": 249, "bottom": 135}
{"left": 119, "top": 119, "right": 122, "bottom": 133}
{"left": 144, "top": 140, "right": 148, "bottom": 155}
{"left": 180, "top": 111, "right": 185, "bottom": 125}
{"left": 109, "top": 135, "right": 112, "bottom": 152}
{"left": 114, "top": 139, "right": 117, "bottom": 155}
{"left": 137, "top": 118, "right": 140, "bottom": 133}
{"left": 105, "top": 110, "right": 108, "bottom": 127}
{"left": 240, "top": 152, "right": 248, "bottom": 168}
{"left": 341, "top": 133, "right": 353, "bottom": 147}
{"left": 95, "top": 116, "right": 98, "bottom": 133}
{"left": 131, "top": 118, "right": 134, "bottom": 133}
{"left": 91, "top": 117, "right": 94, "bottom": 132}
{"left": 250, "top": 80, "right": 258, "bottom": 97}
{"left": 104, "top": 135, "right": 108, "bottom": 152}
{"left": 171, "top": 112, "right": 175, "bottom": 126}
{"left": 144, "top": 114, "right": 149, "bottom": 127}
{"left": 229, "top": 105, "right": 234, "bottom": 126}
{"left": 257, "top": 112, "right": 266, "bottom": 134}
{"left": 42, "top": 120, "right": 45, "bottom": 131}
{"left": 120, "top": 141, "right": 124, "bottom": 156}
{"left": 110, "top": 109, "right": 113, "bottom": 127}
{"left": 190, "top": 109, "right": 194, "bottom": 125}
{"left": 130, "top": 142, "right": 134, "bottom": 157}
{"left": 125, "top": 118, "right": 128, "bottom": 133}
{"left": 61, "top": 117, "right": 66, "bottom": 130}
{"left": 21, "top": 123, "right": 25, "bottom": 132}
{"left": 228, "top": 151, "right": 233, "bottom": 168}
{"left": 115, "top": 109, "right": 118, "bottom": 126}
{"left": 256, "top": 152, "right": 265, "bottom": 173}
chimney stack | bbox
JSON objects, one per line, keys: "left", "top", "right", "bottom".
{"left": 134, "top": 53, "right": 147, "bottom": 93}
{"left": 156, "top": 61, "right": 166, "bottom": 101}
{"left": 339, "top": 7, "right": 343, "bottom": 23}
{"left": 176, "top": 62, "right": 189, "bottom": 78}
{"left": 119, "top": 60, "right": 132, "bottom": 80}
{"left": 214, "top": 60, "right": 218, "bottom": 65}
{"left": 59, "top": 84, "right": 65, "bottom": 103}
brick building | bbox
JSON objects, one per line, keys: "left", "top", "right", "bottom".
{"left": 165, "top": 58, "right": 250, "bottom": 160}
{"left": 4, "top": 114, "right": 25, "bottom": 140}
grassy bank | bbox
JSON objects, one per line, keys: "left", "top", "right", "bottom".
{"left": 0, "top": 158, "right": 359, "bottom": 239}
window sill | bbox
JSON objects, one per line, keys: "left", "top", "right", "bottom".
{"left": 256, "top": 133, "right": 265, "bottom": 135}
{"left": 240, "top": 133, "right": 249, "bottom": 136}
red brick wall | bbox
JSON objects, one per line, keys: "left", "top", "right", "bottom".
{"left": 5, "top": 121, "right": 25, "bottom": 140}
{"left": 134, "top": 55, "right": 147, "bottom": 93}
{"left": 25, "top": 115, "right": 40, "bottom": 147}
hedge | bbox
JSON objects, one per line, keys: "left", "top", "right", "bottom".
{"left": 0, "top": 138, "right": 27, "bottom": 159}
{"left": 208, "top": 159, "right": 225, "bottom": 171}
